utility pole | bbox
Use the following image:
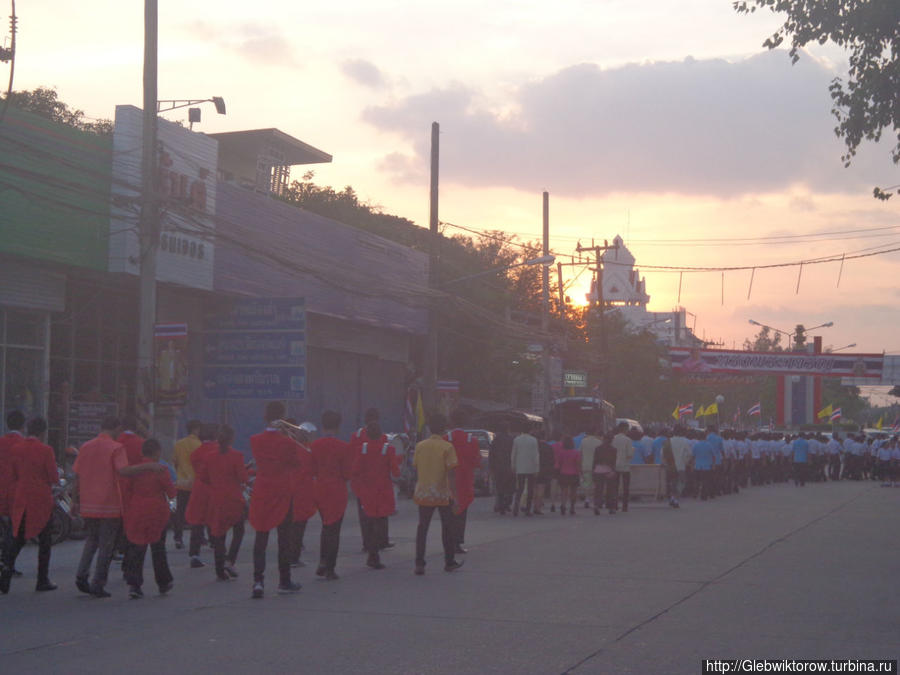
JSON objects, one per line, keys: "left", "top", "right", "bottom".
{"left": 424, "top": 122, "right": 440, "bottom": 411}
{"left": 136, "top": 0, "right": 159, "bottom": 435}
{"left": 576, "top": 239, "right": 618, "bottom": 396}
{"left": 542, "top": 192, "right": 551, "bottom": 415}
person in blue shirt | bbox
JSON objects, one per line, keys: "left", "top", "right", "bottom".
{"left": 651, "top": 431, "right": 666, "bottom": 465}
{"left": 692, "top": 435, "right": 715, "bottom": 501}
{"left": 791, "top": 433, "right": 809, "bottom": 487}
{"left": 630, "top": 429, "right": 646, "bottom": 465}
{"left": 706, "top": 426, "right": 725, "bottom": 497}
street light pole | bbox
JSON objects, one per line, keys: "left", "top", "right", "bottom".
{"left": 136, "top": 0, "right": 159, "bottom": 435}
{"left": 542, "top": 192, "right": 551, "bottom": 416}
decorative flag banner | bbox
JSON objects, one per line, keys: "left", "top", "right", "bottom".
{"left": 705, "top": 402, "right": 719, "bottom": 416}
{"left": 669, "top": 347, "right": 884, "bottom": 378}
{"left": 748, "top": 403, "right": 761, "bottom": 416}
{"left": 672, "top": 405, "right": 681, "bottom": 421}
{"left": 830, "top": 408, "right": 842, "bottom": 422}
{"left": 875, "top": 416, "right": 884, "bottom": 430}
{"left": 695, "top": 404, "right": 707, "bottom": 417}
{"left": 679, "top": 403, "right": 694, "bottom": 417}
{"left": 817, "top": 404, "right": 834, "bottom": 420}
{"left": 891, "top": 416, "right": 900, "bottom": 432}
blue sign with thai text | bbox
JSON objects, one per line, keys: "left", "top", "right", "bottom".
{"left": 202, "top": 367, "right": 306, "bottom": 400}
{"left": 205, "top": 297, "right": 306, "bottom": 331}
{"left": 203, "top": 332, "right": 305, "bottom": 366}
{"left": 203, "top": 297, "right": 306, "bottom": 399}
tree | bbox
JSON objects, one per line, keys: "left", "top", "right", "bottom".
{"left": 734, "top": 0, "right": 900, "bottom": 199}
{"left": 888, "top": 385, "right": 900, "bottom": 398}
{"left": 1, "top": 86, "right": 113, "bottom": 135}
{"left": 743, "top": 325, "right": 784, "bottom": 352}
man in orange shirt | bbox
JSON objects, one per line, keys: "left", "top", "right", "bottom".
{"left": 73, "top": 416, "right": 164, "bottom": 598}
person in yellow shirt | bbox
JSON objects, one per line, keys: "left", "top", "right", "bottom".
{"left": 172, "top": 420, "right": 202, "bottom": 553}
{"left": 413, "top": 413, "right": 463, "bottom": 575}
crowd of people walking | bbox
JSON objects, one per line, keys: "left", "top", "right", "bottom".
{"left": 1, "top": 404, "right": 896, "bottom": 600}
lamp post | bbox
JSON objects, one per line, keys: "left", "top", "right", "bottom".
{"left": 748, "top": 319, "right": 833, "bottom": 350}
{"left": 831, "top": 343, "right": 857, "bottom": 352}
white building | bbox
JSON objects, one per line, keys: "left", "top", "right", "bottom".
{"left": 588, "top": 235, "right": 702, "bottom": 347}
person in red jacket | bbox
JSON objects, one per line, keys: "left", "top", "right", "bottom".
{"left": 350, "top": 415, "right": 400, "bottom": 570}
{"left": 205, "top": 425, "right": 249, "bottom": 582}
{"left": 444, "top": 409, "right": 480, "bottom": 555}
{"left": 287, "top": 423, "right": 316, "bottom": 570}
{"left": 1, "top": 417, "right": 58, "bottom": 593}
{"left": 117, "top": 414, "right": 146, "bottom": 466}
{"left": 349, "top": 408, "right": 394, "bottom": 552}
{"left": 311, "top": 410, "right": 351, "bottom": 580}
{"left": 0, "top": 409, "right": 26, "bottom": 577}
{"left": 249, "top": 401, "right": 304, "bottom": 598}
{"left": 184, "top": 423, "right": 219, "bottom": 568}
{"left": 121, "top": 438, "right": 176, "bottom": 598}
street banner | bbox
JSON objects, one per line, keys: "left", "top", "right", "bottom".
{"left": 669, "top": 347, "right": 884, "bottom": 379}
{"left": 155, "top": 323, "right": 188, "bottom": 407}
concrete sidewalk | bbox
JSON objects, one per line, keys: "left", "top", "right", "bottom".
{"left": 1, "top": 480, "right": 897, "bottom": 674}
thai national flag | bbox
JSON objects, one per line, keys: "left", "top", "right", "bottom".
{"left": 830, "top": 408, "right": 842, "bottom": 422}
{"left": 679, "top": 403, "right": 693, "bottom": 417}
{"left": 748, "top": 403, "right": 761, "bottom": 417}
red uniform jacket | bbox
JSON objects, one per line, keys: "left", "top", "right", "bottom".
{"left": 117, "top": 432, "right": 145, "bottom": 466}
{"left": 185, "top": 441, "right": 218, "bottom": 526}
{"left": 290, "top": 443, "right": 316, "bottom": 522}
{"left": 350, "top": 432, "right": 399, "bottom": 518}
{"left": 122, "top": 458, "right": 176, "bottom": 546}
{"left": 10, "top": 437, "right": 58, "bottom": 539}
{"left": 205, "top": 448, "right": 248, "bottom": 537}
{"left": 445, "top": 429, "right": 480, "bottom": 512}
{"left": 249, "top": 430, "right": 301, "bottom": 532}
{"left": 311, "top": 436, "right": 351, "bottom": 525}
{"left": 0, "top": 431, "right": 24, "bottom": 516}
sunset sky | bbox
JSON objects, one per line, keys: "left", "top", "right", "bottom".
{"left": 8, "top": 1, "right": 899, "bottom": 398}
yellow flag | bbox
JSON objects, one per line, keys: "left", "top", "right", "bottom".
{"left": 706, "top": 402, "right": 718, "bottom": 416}
{"left": 695, "top": 404, "right": 705, "bottom": 417}
{"left": 672, "top": 405, "right": 681, "bottom": 420}
{"left": 415, "top": 390, "right": 426, "bottom": 433}
{"left": 817, "top": 404, "right": 833, "bottom": 420}
{"left": 876, "top": 416, "right": 883, "bottom": 430}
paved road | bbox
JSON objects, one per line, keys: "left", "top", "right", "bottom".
{"left": 2, "top": 480, "right": 898, "bottom": 674}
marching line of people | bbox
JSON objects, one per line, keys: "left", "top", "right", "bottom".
{"left": 486, "top": 421, "right": 900, "bottom": 517}
{"left": 4, "top": 403, "right": 895, "bottom": 599}
{"left": 0, "top": 403, "right": 473, "bottom": 599}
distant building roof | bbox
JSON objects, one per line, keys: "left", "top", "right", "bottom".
{"left": 208, "top": 128, "right": 332, "bottom": 166}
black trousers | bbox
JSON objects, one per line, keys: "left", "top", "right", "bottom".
{"left": 357, "top": 498, "right": 389, "bottom": 549}
{"left": 173, "top": 490, "right": 205, "bottom": 555}
{"left": 360, "top": 512, "right": 388, "bottom": 556}
{"left": 253, "top": 511, "right": 294, "bottom": 584}
{"left": 493, "top": 473, "right": 515, "bottom": 513}
{"left": 289, "top": 519, "right": 307, "bottom": 562}
{"left": 415, "top": 504, "right": 454, "bottom": 567}
{"left": 697, "top": 470, "right": 713, "bottom": 500}
{"left": 514, "top": 474, "right": 535, "bottom": 513}
{"left": 450, "top": 506, "right": 467, "bottom": 545}
{"left": 77, "top": 517, "right": 121, "bottom": 589}
{"left": 593, "top": 474, "right": 616, "bottom": 510}
{"left": 3, "top": 514, "right": 52, "bottom": 583}
{"left": 610, "top": 472, "right": 631, "bottom": 510}
{"left": 793, "top": 462, "right": 807, "bottom": 486}
{"left": 319, "top": 517, "right": 343, "bottom": 571}
{"left": 0, "top": 515, "right": 14, "bottom": 567}
{"left": 123, "top": 529, "right": 173, "bottom": 590}
{"left": 211, "top": 520, "right": 245, "bottom": 573}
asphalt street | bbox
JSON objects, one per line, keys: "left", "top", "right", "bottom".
{"left": 1, "top": 479, "right": 898, "bottom": 674}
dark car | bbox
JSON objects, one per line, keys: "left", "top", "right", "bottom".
{"left": 463, "top": 429, "right": 495, "bottom": 496}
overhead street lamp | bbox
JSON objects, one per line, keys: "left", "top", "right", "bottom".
{"left": 748, "top": 319, "right": 833, "bottom": 350}
{"left": 157, "top": 96, "right": 226, "bottom": 129}
{"left": 831, "top": 343, "right": 857, "bottom": 352}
